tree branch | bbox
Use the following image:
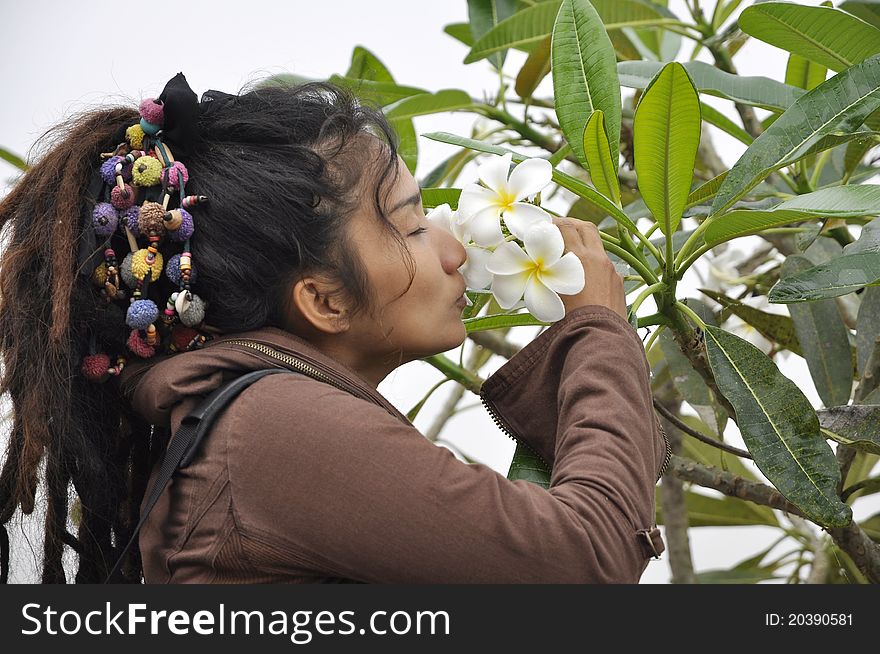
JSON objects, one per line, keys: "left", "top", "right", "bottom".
{"left": 655, "top": 387, "right": 698, "bottom": 584}
{"left": 653, "top": 397, "right": 751, "bottom": 459}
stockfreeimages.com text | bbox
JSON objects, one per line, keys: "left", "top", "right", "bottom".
{"left": 21, "top": 602, "right": 450, "bottom": 644}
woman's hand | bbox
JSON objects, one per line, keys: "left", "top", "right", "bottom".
{"left": 552, "top": 216, "right": 627, "bottom": 321}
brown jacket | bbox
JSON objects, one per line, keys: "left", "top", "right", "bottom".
{"left": 120, "top": 304, "right": 668, "bottom": 583}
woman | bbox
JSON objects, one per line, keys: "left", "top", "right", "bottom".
{"left": 0, "top": 75, "right": 667, "bottom": 584}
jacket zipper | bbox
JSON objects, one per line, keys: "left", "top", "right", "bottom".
{"left": 656, "top": 417, "right": 672, "bottom": 482}
{"left": 221, "top": 339, "right": 379, "bottom": 405}
{"left": 479, "top": 386, "right": 551, "bottom": 471}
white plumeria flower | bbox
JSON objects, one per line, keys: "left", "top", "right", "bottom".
{"left": 426, "top": 202, "right": 493, "bottom": 290}
{"left": 485, "top": 221, "right": 585, "bottom": 322}
{"left": 457, "top": 152, "right": 554, "bottom": 247}
{"left": 426, "top": 203, "right": 469, "bottom": 243}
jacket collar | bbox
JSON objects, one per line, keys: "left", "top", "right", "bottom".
{"left": 120, "top": 325, "right": 412, "bottom": 428}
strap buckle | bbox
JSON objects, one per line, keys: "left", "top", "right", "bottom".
{"left": 636, "top": 527, "right": 665, "bottom": 560}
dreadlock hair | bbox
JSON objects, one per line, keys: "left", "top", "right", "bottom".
{"left": 0, "top": 79, "right": 413, "bottom": 583}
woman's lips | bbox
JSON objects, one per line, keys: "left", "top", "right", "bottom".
{"left": 455, "top": 293, "right": 471, "bottom": 309}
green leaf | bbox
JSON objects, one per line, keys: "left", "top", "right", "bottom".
{"left": 516, "top": 34, "right": 553, "bottom": 99}
{"left": 657, "top": 489, "right": 780, "bottom": 528}
{"left": 856, "top": 286, "right": 880, "bottom": 377}
{"left": 633, "top": 62, "right": 700, "bottom": 237}
{"left": 819, "top": 405, "right": 880, "bottom": 455}
{"left": 702, "top": 325, "right": 852, "bottom": 528}
{"left": 658, "top": 329, "right": 727, "bottom": 436}
{"left": 0, "top": 147, "right": 27, "bottom": 172}
{"left": 583, "top": 110, "right": 621, "bottom": 205}
{"left": 700, "top": 102, "right": 753, "bottom": 146}
{"left": 552, "top": 0, "right": 622, "bottom": 171}
{"left": 420, "top": 131, "right": 643, "bottom": 235}
{"left": 781, "top": 256, "right": 854, "bottom": 407}
{"left": 698, "top": 288, "right": 804, "bottom": 357}
{"left": 421, "top": 187, "right": 462, "bottom": 210}
{"left": 713, "top": 0, "right": 746, "bottom": 29}
{"left": 685, "top": 171, "right": 728, "bottom": 210}
{"left": 383, "top": 89, "right": 474, "bottom": 120}
{"left": 769, "top": 253, "right": 880, "bottom": 303}
{"left": 785, "top": 52, "right": 827, "bottom": 91}
{"left": 327, "top": 75, "right": 427, "bottom": 107}
{"left": 467, "top": 0, "right": 519, "bottom": 69}
{"left": 444, "top": 22, "right": 475, "bottom": 48}
{"left": 393, "top": 118, "right": 419, "bottom": 175}
{"left": 705, "top": 185, "right": 880, "bottom": 246}
{"left": 465, "top": 0, "right": 563, "bottom": 63}
{"left": 463, "top": 312, "right": 551, "bottom": 332}
{"left": 346, "top": 46, "right": 395, "bottom": 82}
{"left": 507, "top": 442, "right": 551, "bottom": 487}
{"left": 464, "top": 0, "right": 677, "bottom": 65}
{"left": 739, "top": 2, "right": 880, "bottom": 73}
{"left": 711, "top": 54, "right": 880, "bottom": 215}
{"left": 676, "top": 415, "right": 759, "bottom": 481}
{"left": 618, "top": 60, "right": 805, "bottom": 112}
{"left": 841, "top": 1, "right": 880, "bottom": 29}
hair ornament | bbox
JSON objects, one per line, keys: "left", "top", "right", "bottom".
{"left": 80, "top": 72, "right": 214, "bottom": 382}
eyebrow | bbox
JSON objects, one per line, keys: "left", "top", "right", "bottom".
{"left": 390, "top": 190, "right": 423, "bottom": 214}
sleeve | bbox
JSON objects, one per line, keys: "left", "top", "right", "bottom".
{"left": 223, "top": 304, "right": 667, "bottom": 583}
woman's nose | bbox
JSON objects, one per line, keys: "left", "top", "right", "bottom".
{"left": 441, "top": 229, "right": 467, "bottom": 274}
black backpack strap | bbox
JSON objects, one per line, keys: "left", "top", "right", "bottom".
{"left": 104, "top": 368, "right": 304, "bottom": 583}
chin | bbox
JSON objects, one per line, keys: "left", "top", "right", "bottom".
{"left": 413, "top": 322, "right": 467, "bottom": 360}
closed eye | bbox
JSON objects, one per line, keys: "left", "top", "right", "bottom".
{"left": 409, "top": 226, "right": 429, "bottom": 236}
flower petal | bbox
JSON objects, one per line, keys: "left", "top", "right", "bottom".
{"left": 507, "top": 157, "right": 552, "bottom": 201}
{"left": 468, "top": 205, "right": 505, "bottom": 247}
{"left": 539, "top": 251, "right": 585, "bottom": 295}
{"left": 477, "top": 152, "right": 513, "bottom": 195}
{"left": 524, "top": 277, "right": 566, "bottom": 322}
{"left": 426, "top": 203, "right": 454, "bottom": 233}
{"left": 457, "top": 183, "right": 499, "bottom": 219}
{"left": 485, "top": 241, "right": 532, "bottom": 275}
{"left": 522, "top": 220, "right": 564, "bottom": 263}
{"left": 491, "top": 270, "right": 532, "bottom": 309}
{"left": 503, "top": 203, "right": 552, "bottom": 241}
{"left": 460, "top": 246, "right": 494, "bottom": 290}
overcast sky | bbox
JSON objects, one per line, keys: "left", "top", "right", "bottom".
{"left": 3, "top": 0, "right": 875, "bottom": 584}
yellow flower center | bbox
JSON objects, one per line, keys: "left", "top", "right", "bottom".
{"left": 496, "top": 190, "right": 516, "bottom": 213}
{"left": 527, "top": 258, "right": 547, "bottom": 277}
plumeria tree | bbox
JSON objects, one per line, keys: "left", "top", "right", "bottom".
{"left": 166, "top": 0, "right": 880, "bottom": 582}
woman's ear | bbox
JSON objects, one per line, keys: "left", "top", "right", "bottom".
{"left": 288, "top": 276, "right": 351, "bottom": 335}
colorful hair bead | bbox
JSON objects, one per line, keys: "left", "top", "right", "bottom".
{"left": 126, "top": 328, "right": 157, "bottom": 358}
{"left": 165, "top": 253, "right": 198, "bottom": 285}
{"left": 126, "top": 298, "right": 158, "bottom": 330}
{"left": 92, "top": 262, "right": 109, "bottom": 287}
{"left": 161, "top": 161, "right": 189, "bottom": 190}
{"left": 170, "top": 325, "right": 200, "bottom": 351}
{"left": 131, "top": 155, "right": 162, "bottom": 186}
{"left": 138, "top": 98, "right": 165, "bottom": 125}
{"left": 181, "top": 195, "right": 208, "bottom": 210}
{"left": 167, "top": 207, "right": 194, "bottom": 242}
{"left": 110, "top": 183, "right": 136, "bottom": 210}
{"left": 81, "top": 353, "right": 111, "bottom": 382}
{"left": 137, "top": 201, "right": 167, "bottom": 238}
{"left": 120, "top": 205, "right": 140, "bottom": 237}
{"left": 92, "top": 202, "right": 118, "bottom": 236}
{"left": 100, "top": 156, "right": 123, "bottom": 185}
{"left": 174, "top": 291, "right": 206, "bottom": 327}
{"left": 130, "top": 248, "right": 164, "bottom": 282}
{"left": 139, "top": 118, "right": 161, "bottom": 136}
{"left": 126, "top": 123, "right": 145, "bottom": 149}
{"left": 120, "top": 252, "right": 136, "bottom": 287}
